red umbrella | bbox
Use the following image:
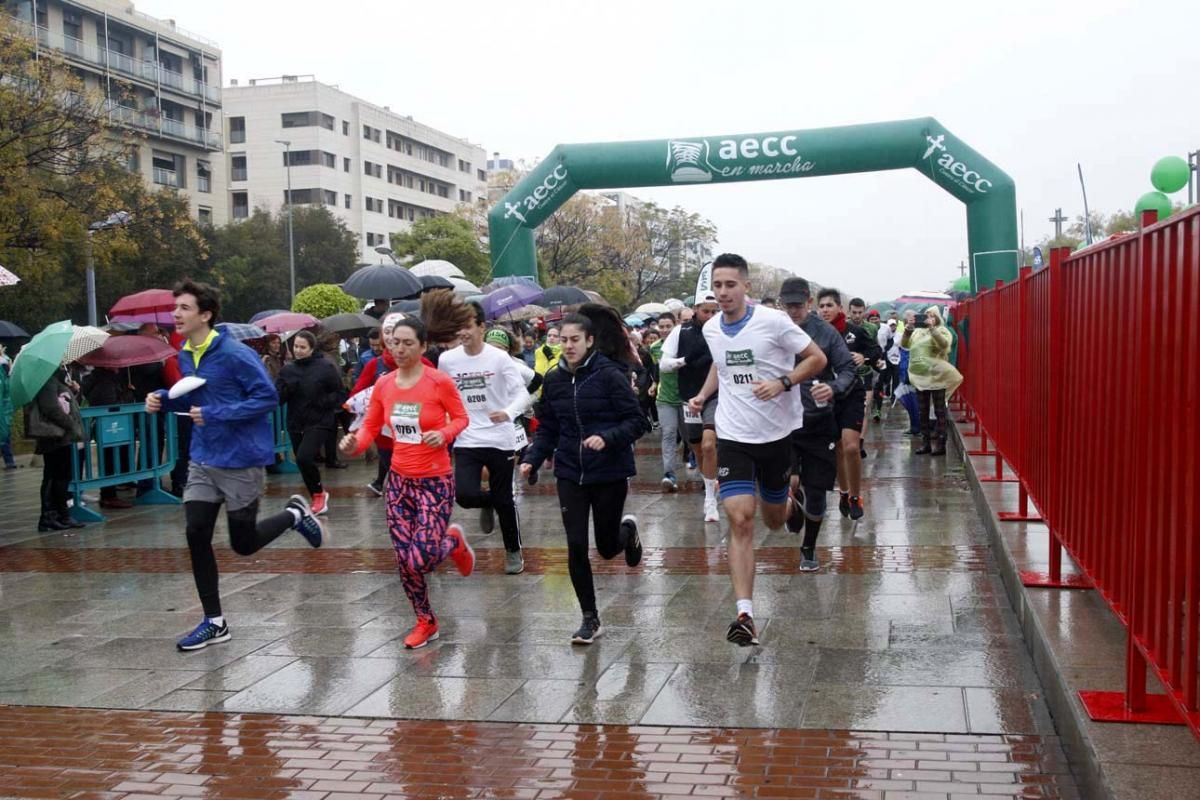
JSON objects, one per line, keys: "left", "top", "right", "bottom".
{"left": 256, "top": 312, "right": 319, "bottom": 334}
{"left": 78, "top": 334, "right": 177, "bottom": 368}
{"left": 109, "top": 289, "right": 175, "bottom": 316}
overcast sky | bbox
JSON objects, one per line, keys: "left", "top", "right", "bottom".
{"left": 141, "top": 0, "right": 1198, "bottom": 300}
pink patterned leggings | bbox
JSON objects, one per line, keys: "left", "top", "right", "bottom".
{"left": 385, "top": 472, "right": 456, "bottom": 622}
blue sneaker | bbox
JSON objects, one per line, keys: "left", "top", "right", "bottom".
{"left": 286, "top": 494, "right": 324, "bottom": 548}
{"left": 661, "top": 471, "right": 678, "bottom": 493}
{"left": 799, "top": 548, "right": 820, "bottom": 572}
{"left": 177, "top": 618, "right": 230, "bottom": 651}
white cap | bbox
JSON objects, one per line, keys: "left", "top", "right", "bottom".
{"left": 695, "top": 291, "right": 718, "bottom": 306}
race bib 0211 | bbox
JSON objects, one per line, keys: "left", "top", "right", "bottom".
{"left": 725, "top": 349, "right": 758, "bottom": 388}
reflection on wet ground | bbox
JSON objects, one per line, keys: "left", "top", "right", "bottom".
{"left": 0, "top": 408, "right": 1079, "bottom": 797}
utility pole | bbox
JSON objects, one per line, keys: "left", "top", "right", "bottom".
{"left": 1189, "top": 150, "right": 1198, "bottom": 206}
{"left": 276, "top": 139, "right": 296, "bottom": 302}
{"left": 1049, "top": 208, "right": 1068, "bottom": 240}
{"left": 85, "top": 211, "right": 132, "bottom": 326}
{"left": 957, "top": 260, "right": 967, "bottom": 277}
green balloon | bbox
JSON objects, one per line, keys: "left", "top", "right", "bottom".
{"left": 1150, "top": 156, "right": 1189, "bottom": 194}
{"left": 1134, "top": 190, "right": 1173, "bottom": 221}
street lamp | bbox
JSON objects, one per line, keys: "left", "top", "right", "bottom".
{"left": 374, "top": 245, "right": 398, "bottom": 265}
{"left": 86, "top": 211, "right": 132, "bottom": 326}
{"left": 276, "top": 139, "right": 296, "bottom": 302}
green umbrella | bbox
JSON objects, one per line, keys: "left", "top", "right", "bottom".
{"left": 9, "top": 319, "right": 73, "bottom": 407}
{"left": 951, "top": 275, "right": 971, "bottom": 293}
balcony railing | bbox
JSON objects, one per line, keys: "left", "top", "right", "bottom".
{"left": 104, "top": 101, "right": 223, "bottom": 150}
{"left": 14, "top": 20, "right": 221, "bottom": 104}
{"left": 152, "top": 167, "right": 179, "bottom": 187}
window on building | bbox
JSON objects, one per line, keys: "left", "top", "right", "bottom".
{"left": 323, "top": 190, "right": 337, "bottom": 205}
{"left": 437, "top": 185, "right": 449, "bottom": 198}
{"left": 362, "top": 125, "right": 380, "bottom": 143}
{"left": 198, "top": 206, "right": 213, "bottom": 226}
{"left": 363, "top": 161, "right": 381, "bottom": 179}
{"left": 342, "top": 120, "right": 349, "bottom": 136}
{"left": 418, "top": 179, "right": 426, "bottom": 192}
{"left": 125, "top": 146, "right": 140, "bottom": 173}
{"left": 281, "top": 111, "right": 325, "bottom": 128}
{"left": 284, "top": 150, "right": 314, "bottom": 167}
{"left": 230, "top": 154, "right": 247, "bottom": 181}
{"left": 151, "top": 151, "right": 182, "bottom": 188}
{"left": 459, "top": 189, "right": 471, "bottom": 202}
{"left": 197, "top": 160, "right": 212, "bottom": 193}
{"left": 232, "top": 191, "right": 248, "bottom": 220}
{"left": 477, "top": 168, "right": 487, "bottom": 182}
{"left": 366, "top": 197, "right": 383, "bottom": 213}
{"left": 408, "top": 207, "right": 415, "bottom": 221}
{"left": 458, "top": 159, "right": 470, "bottom": 173}
{"left": 343, "top": 157, "right": 350, "bottom": 173}
{"left": 284, "top": 188, "right": 315, "bottom": 204}
{"left": 366, "top": 232, "right": 386, "bottom": 247}
{"left": 344, "top": 193, "right": 352, "bottom": 209}
{"left": 322, "top": 151, "right": 336, "bottom": 168}
{"left": 228, "top": 116, "right": 245, "bottom": 144}
{"left": 63, "top": 9, "right": 82, "bottom": 40}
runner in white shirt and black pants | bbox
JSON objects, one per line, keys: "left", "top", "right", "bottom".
{"left": 439, "top": 303, "right": 532, "bottom": 575}
{"left": 687, "top": 254, "right": 827, "bottom": 647}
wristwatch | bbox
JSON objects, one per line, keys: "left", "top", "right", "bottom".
{"left": 778, "top": 375, "right": 793, "bottom": 391}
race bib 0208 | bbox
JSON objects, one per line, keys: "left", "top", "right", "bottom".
{"left": 458, "top": 374, "right": 489, "bottom": 410}
{"left": 390, "top": 401, "right": 422, "bottom": 444}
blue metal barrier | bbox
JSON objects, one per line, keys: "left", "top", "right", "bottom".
{"left": 266, "top": 404, "right": 299, "bottom": 475}
{"left": 69, "top": 404, "right": 179, "bottom": 524}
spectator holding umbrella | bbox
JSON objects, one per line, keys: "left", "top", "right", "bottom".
{"left": 0, "top": 345, "right": 16, "bottom": 469}
{"left": 276, "top": 330, "right": 345, "bottom": 516}
{"left": 31, "top": 366, "right": 84, "bottom": 530}
{"left": 81, "top": 361, "right": 135, "bottom": 509}
{"left": 261, "top": 334, "right": 288, "bottom": 381}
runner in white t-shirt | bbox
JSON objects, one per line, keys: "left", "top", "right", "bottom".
{"left": 438, "top": 303, "right": 532, "bottom": 575}
{"left": 687, "top": 253, "right": 827, "bottom": 647}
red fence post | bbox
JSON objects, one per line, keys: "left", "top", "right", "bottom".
{"left": 1000, "top": 266, "right": 1043, "bottom": 519}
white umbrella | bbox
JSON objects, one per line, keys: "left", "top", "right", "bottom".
{"left": 410, "top": 259, "right": 465, "bottom": 279}
{"left": 664, "top": 298, "right": 684, "bottom": 312}
{"left": 0, "top": 265, "right": 19, "bottom": 287}
{"left": 449, "top": 276, "right": 480, "bottom": 294}
{"left": 636, "top": 302, "right": 670, "bottom": 314}
{"left": 63, "top": 325, "right": 109, "bottom": 363}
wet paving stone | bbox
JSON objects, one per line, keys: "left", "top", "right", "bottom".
{"left": 0, "top": 411, "right": 1081, "bottom": 796}
{"left": 0, "top": 705, "right": 1078, "bottom": 799}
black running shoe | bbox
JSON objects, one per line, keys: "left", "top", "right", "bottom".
{"left": 786, "top": 484, "right": 805, "bottom": 534}
{"left": 726, "top": 613, "right": 759, "bottom": 647}
{"left": 479, "top": 505, "right": 495, "bottom": 535}
{"left": 838, "top": 492, "right": 851, "bottom": 518}
{"left": 366, "top": 480, "right": 383, "bottom": 497}
{"left": 622, "top": 515, "right": 642, "bottom": 567}
{"left": 849, "top": 496, "right": 864, "bottom": 521}
{"left": 571, "top": 613, "right": 603, "bottom": 645}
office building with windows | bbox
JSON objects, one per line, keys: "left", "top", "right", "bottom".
{"left": 3, "top": 0, "right": 226, "bottom": 225}
{"left": 222, "top": 75, "right": 488, "bottom": 262}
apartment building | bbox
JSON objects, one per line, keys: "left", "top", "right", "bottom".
{"left": 3, "top": 0, "right": 226, "bottom": 224}
{"left": 222, "top": 75, "right": 488, "bottom": 262}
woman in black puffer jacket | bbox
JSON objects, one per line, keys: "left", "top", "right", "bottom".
{"left": 520, "top": 309, "right": 650, "bottom": 646}
{"left": 276, "top": 331, "right": 345, "bottom": 516}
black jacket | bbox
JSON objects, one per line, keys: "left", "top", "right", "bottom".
{"left": 82, "top": 368, "right": 134, "bottom": 408}
{"left": 843, "top": 322, "right": 884, "bottom": 381}
{"left": 798, "top": 312, "right": 858, "bottom": 418}
{"left": 676, "top": 322, "right": 714, "bottom": 401}
{"left": 276, "top": 355, "right": 346, "bottom": 431}
{"left": 523, "top": 351, "right": 649, "bottom": 484}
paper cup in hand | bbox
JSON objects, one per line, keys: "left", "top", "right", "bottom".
{"left": 168, "top": 376, "right": 207, "bottom": 399}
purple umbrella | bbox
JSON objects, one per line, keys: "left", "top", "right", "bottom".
{"left": 479, "top": 283, "right": 545, "bottom": 320}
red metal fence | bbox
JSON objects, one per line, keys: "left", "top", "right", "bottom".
{"left": 955, "top": 205, "right": 1200, "bottom": 740}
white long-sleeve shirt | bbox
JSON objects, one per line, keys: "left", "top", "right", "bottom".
{"left": 438, "top": 344, "right": 531, "bottom": 450}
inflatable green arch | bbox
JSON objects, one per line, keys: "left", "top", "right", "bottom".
{"left": 488, "top": 117, "right": 1017, "bottom": 292}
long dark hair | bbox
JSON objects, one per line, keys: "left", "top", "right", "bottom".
{"left": 569, "top": 303, "right": 637, "bottom": 366}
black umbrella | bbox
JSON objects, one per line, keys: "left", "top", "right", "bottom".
{"left": 320, "top": 312, "right": 379, "bottom": 334}
{"left": 388, "top": 299, "right": 421, "bottom": 315}
{"left": 543, "top": 286, "right": 590, "bottom": 307}
{"left": 342, "top": 264, "right": 422, "bottom": 300}
{"left": 0, "top": 320, "right": 30, "bottom": 338}
{"left": 419, "top": 275, "right": 455, "bottom": 292}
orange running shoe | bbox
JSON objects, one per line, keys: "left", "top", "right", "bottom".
{"left": 311, "top": 492, "right": 329, "bottom": 516}
{"left": 403, "top": 618, "right": 439, "bottom": 649}
{"left": 447, "top": 524, "right": 475, "bottom": 577}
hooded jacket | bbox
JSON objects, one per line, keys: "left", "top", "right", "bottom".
{"left": 156, "top": 331, "right": 278, "bottom": 468}
{"left": 277, "top": 354, "right": 346, "bottom": 432}
{"left": 798, "top": 312, "right": 858, "bottom": 419}
{"left": 523, "top": 351, "right": 648, "bottom": 484}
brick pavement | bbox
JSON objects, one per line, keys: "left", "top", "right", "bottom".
{"left": 0, "top": 705, "right": 1075, "bottom": 799}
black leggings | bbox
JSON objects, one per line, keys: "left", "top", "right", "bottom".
{"left": 39, "top": 445, "right": 72, "bottom": 517}
{"left": 454, "top": 447, "right": 521, "bottom": 553}
{"left": 917, "top": 389, "right": 948, "bottom": 439}
{"left": 184, "top": 500, "right": 296, "bottom": 617}
{"left": 557, "top": 478, "right": 629, "bottom": 615}
{"left": 289, "top": 427, "right": 326, "bottom": 495}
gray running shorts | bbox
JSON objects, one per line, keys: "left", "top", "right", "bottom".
{"left": 183, "top": 463, "right": 265, "bottom": 511}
